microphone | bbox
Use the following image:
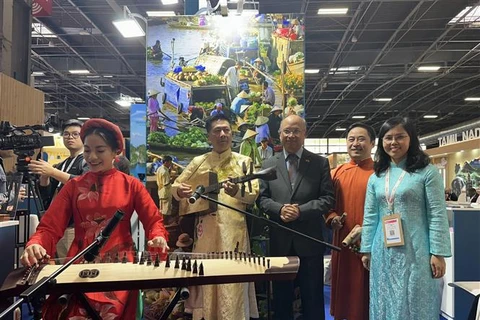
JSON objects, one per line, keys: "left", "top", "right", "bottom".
{"left": 84, "top": 210, "right": 124, "bottom": 262}
{"left": 188, "top": 185, "right": 205, "bottom": 204}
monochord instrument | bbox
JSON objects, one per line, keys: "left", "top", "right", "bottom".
{"left": 1, "top": 253, "right": 299, "bottom": 297}
{"left": 179, "top": 171, "right": 218, "bottom": 216}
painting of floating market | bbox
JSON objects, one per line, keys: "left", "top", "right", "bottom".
{"left": 145, "top": 13, "right": 305, "bottom": 173}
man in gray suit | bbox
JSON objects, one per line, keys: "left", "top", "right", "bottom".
{"left": 258, "top": 115, "right": 335, "bottom": 320}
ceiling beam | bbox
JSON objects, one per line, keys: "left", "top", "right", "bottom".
{"left": 65, "top": 0, "right": 140, "bottom": 77}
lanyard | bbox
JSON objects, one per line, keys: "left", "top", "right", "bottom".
{"left": 385, "top": 167, "right": 406, "bottom": 212}
{"left": 57, "top": 155, "right": 79, "bottom": 188}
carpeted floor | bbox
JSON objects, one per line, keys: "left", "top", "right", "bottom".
{"left": 324, "top": 284, "right": 334, "bottom": 320}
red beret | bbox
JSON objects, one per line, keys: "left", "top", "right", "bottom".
{"left": 80, "top": 118, "right": 124, "bottom": 154}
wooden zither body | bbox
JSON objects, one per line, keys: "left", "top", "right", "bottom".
{"left": 1, "top": 254, "right": 299, "bottom": 297}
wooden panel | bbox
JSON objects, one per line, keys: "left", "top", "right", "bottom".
{"left": 0, "top": 73, "right": 44, "bottom": 171}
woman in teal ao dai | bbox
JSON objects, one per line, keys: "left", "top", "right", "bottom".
{"left": 360, "top": 117, "right": 451, "bottom": 320}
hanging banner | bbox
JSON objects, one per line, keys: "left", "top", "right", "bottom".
{"left": 32, "top": 0, "right": 53, "bottom": 17}
{"left": 130, "top": 103, "right": 147, "bottom": 182}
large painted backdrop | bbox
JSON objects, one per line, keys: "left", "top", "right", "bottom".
{"left": 145, "top": 13, "right": 305, "bottom": 168}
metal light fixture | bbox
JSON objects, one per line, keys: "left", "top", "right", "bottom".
{"left": 113, "top": 6, "right": 146, "bottom": 38}
{"left": 317, "top": 8, "right": 349, "bottom": 15}
{"left": 417, "top": 66, "right": 441, "bottom": 72}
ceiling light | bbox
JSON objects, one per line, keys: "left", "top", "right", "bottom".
{"left": 79, "top": 29, "right": 91, "bottom": 36}
{"left": 373, "top": 98, "right": 392, "bottom": 102}
{"left": 465, "top": 97, "right": 480, "bottom": 101}
{"left": 31, "top": 22, "right": 57, "bottom": 38}
{"left": 77, "top": 117, "right": 90, "bottom": 121}
{"left": 32, "top": 71, "right": 45, "bottom": 76}
{"left": 335, "top": 127, "right": 347, "bottom": 131}
{"left": 331, "top": 66, "right": 361, "bottom": 72}
{"left": 161, "top": 0, "right": 178, "bottom": 4}
{"left": 113, "top": 19, "right": 145, "bottom": 38}
{"left": 69, "top": 69, "right": 90, "bottom": 74}
{"left": 146, "top": 11, "right": 176, "bottom": 17}
{"left": 449, "top": 5, "right": 480, "bottom": 25}
{"left": 423, "top": 115, "right": 438, "bottom": 119}
{"left": 417, "top": 66, "right": 441, "bottom": 72}
{"left": 103, "top": 75, "right": 113, "bottom": 78}
{"left": 305, "top": 69, "right": 320, "bottom": 74}
{"left": 115, "top": 100, "right": 131, "bottom": 107}
{"left": 352, "top": 115, "right": 366, "bottom": 119}
{"left": 317, "top": 8, "right": 348, "bottom": 15}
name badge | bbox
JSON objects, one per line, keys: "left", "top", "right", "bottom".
{"left": 382, "top": 213, "right": 404, "bottom": 247}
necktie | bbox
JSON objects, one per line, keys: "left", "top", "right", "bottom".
{"left": 287, "top": 154, "right": 298, "bottom": 184}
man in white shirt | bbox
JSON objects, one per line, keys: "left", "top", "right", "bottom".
{"left": 258, "top": 137, "right": 273, "bottom": 161}
{"left": 224, "top": 61, "right": 243, "bottom": 101}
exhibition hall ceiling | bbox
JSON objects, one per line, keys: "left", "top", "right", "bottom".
{"left": 32, "top": 0, "right": 480, "bottom": 145}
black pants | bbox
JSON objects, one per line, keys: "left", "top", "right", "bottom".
{"left": 272, "top": 249, "right": 325, "bottom": 320}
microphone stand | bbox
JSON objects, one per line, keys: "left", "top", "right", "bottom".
{"left": 0, "top": 229, "right": 115, "bottom": 320}
{"left": 199, "top": 194, "right": 341, "bottom": 252}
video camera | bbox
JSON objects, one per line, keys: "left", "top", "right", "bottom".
{"left": 0, "top": 121, "right": 55, "bottom": 172}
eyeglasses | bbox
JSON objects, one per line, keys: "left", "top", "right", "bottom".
{"left": 382, "top": 134, "right": 408, "bottom": 143}
{"left": 281, "top": 129, "right": 303, "bottom": 136}
{"left": 63, "top": 131, "right": 81, "bottom": 139}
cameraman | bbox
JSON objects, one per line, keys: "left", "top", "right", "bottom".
{"left": 28, "top": 119, "right": 88, "bottom": 258}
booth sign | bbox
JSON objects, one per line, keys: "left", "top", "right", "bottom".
{"left": 437, "top": 127, "right": 480, "bottom": 146}
{"left": 32, "top": 0, "right": 52, "bottom": 17}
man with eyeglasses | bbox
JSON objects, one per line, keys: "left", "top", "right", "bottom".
{"left": 258, "top": 114, "right": 335, "bottom": 320}
{"left": 28, "top": 119, "right": 88, "bottom": 258}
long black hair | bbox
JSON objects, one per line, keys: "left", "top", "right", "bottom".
{"left": 374, "top": 117, "right": 430, "bottom": 176}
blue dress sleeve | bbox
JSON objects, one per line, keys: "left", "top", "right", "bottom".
{"left": 360, "top": 175, "right": 379, "bottom": 253}
{"left": 423, "top": 165, "right": 452, "bottom": 257}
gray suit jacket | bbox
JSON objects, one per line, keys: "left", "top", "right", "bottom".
{"left": 258, "top": 149, "right": 335, "bottom": 257}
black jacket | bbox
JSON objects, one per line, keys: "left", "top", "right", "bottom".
{"left": 258, "top": 149, "right": 335, "bottom": 257}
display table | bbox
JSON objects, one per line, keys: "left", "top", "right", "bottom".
{"left": 0, "top": 221, "right": 19, "bottom": 286}
{"left": 441, "top": 208, "right": 480, "bottom": 319}
{"left": 448, "top": 282, "right": 480, "bottom": 320}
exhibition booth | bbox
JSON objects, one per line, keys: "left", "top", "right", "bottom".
{"left": 0, "top": 1, "right": 480, "bottom": 319}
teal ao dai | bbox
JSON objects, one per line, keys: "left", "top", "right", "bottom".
{"left": 360, "top": 161, "right": 452, "bottom": 320}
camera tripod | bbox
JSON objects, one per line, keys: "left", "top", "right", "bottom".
{"left": 0, "top": 152, "right": 45, "bottom": 259}
{"left": 0, "top": 152, "right": 46, "bottom": 318}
